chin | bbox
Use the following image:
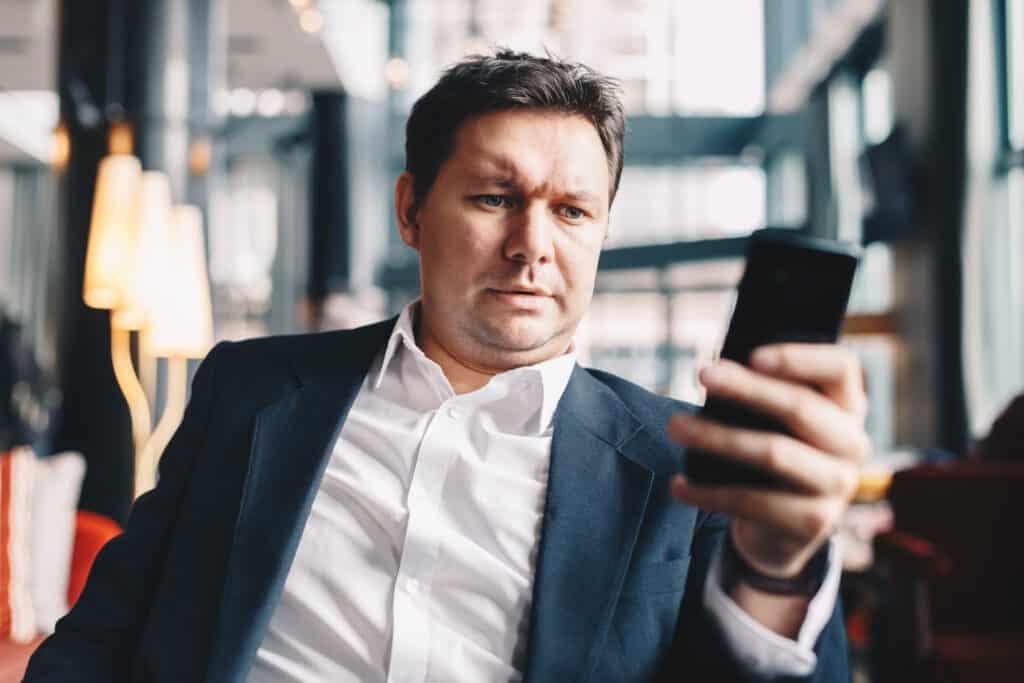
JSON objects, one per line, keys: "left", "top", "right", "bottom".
{"left": 474, "top": 318, "right": 565, "bottom": 355}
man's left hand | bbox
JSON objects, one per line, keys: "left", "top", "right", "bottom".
{"left": 667, "top": 343, "right": 871, "bottom": 580}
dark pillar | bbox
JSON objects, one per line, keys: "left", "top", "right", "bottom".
{"left": 122, "top": 0, "right": 191, "bottom": 197}
{"left": 54, "top": 0, "right": 133, "bottom": 523}
{"left": 888, "top": 0, "right": 970, "bottom": 452}
{"left": 926, "top": 0, "right": 969, "bottom": 454}
{"left": 308, "top": 92, "right": 351, "bottom": 315}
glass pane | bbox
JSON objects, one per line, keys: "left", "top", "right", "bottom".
{"left": 669, "top": 286, "right": 737, "bottom": 403}
{"left": 582, "top": 261, "right": 742, "bottom": 401}
{"left": 847, "top": 242, "right": 894, "bottom": 314}
{"left": 209, "top": 159, "right": 280, "bottom": 339}
{"left": 1009, "top": 0, "right": 1024, "bottom": 148}
{"left": 420, "top": 0, "right": 764, "bottom": 116}
{"left": 862, "top": 66, "right": 894, "bottom": 145}
{"left": 766, "top": 151, "right": 807, "bottom": 227}
{"left": 581, "top": 291, "right": 669, "bottom": 391}
{"left": 0, "top": 170, "right": 14, "bottom": 309}
{"left": 670, "top": 1, "right": 764, "bottom": 115}
{"left": 1009, "top": 166, "right": 1024, "bottom": 350}
{"left": 609, "top": 164, "right": 765, "bottom": 247}
{"left": 843, "top": 338, "right": 897, "bottom": 454}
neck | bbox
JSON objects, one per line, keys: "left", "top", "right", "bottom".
{"left": 412, "top": 304, "right": 573, "bottom": 394}
{"left": 418, "top": 332, "right": 498, "bottom": 394}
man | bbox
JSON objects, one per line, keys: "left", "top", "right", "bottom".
{"left": 26, "top": 51, "right": 866, "bottom": 681}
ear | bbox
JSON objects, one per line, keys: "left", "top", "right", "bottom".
{"left": 395, "top": 171, "right": 421, "bottom": 251}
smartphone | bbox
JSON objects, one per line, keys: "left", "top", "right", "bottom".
{"left": 683, "top": 228, "right": 862, "bottom": 488}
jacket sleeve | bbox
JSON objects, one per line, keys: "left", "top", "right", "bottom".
{"left": 659, "top": 510, "right": 850, "bottom": 683}
{"left": 23, "top": 343, "right": 227, "bottom": 682}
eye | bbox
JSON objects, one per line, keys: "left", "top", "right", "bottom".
{"left": 560, "top": 205, "right": 586, "bottom": 220}
{"left": 477, "top": 194, "right": 514, "bottom": 209}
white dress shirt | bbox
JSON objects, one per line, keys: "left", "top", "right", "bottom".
{"left": 249, "top": 302, "right": 840, "bottom": 682}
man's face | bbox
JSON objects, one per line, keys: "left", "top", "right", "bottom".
{"left": 397, "top": 109, "right": 610, "bottom": 370}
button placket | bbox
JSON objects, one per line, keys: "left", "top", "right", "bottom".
{"left": 387, "top": 407, "right": 464, "bottom": 682}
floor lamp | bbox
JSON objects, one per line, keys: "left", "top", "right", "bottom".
{"left": 83, "top": 158, "right": 214, "bottom": 498}
{"left": 82, "top": 154, "right": 152, "bottom": 457}
{"left": 136, "top": 205, "right": 213, "bottom": 496}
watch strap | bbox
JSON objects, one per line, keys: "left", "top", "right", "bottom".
{"left": 722, "top": 532, "right": 830, "bottom": 597}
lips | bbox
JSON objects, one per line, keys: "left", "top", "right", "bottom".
{"left": 490, "top": 286, "right": 552, "bottom": 297}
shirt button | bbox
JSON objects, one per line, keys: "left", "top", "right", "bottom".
{"left": 446, "top": 406, "right": 460, "bottom": 420}
{"left": 403, "top": 577, "right": 422, "bottom": 596}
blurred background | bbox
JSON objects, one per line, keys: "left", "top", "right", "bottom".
{"left": 0, "top": 0, "right": 1022, "bottom": 680}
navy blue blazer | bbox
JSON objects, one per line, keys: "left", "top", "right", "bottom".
{"left": 25, "top": 318, "right": 849, "bottom": 682}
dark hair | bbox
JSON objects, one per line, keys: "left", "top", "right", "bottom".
{"left": 404, "top": 49, "right": 626, "bottom": 207}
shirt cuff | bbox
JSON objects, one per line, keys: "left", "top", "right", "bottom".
{"left": 703, "top": 535, "right": 842, "bottom": 678}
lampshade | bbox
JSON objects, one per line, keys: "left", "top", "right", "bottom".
{"left": 112, "top": 171, "right": 173, "bottom": 330}
{"left": 146, "top": 205, "right": 214, "bottom": 358}
{"left": 82, "top": 154, "right": 143, "bottom": 309}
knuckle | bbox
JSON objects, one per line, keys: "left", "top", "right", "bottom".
{"left": 702, "top": 420, "right": 726, "bottom": 451}
{"left": 852, "top": 391, "right": 869, "bottom": 420}
{"left": 853, "top": 431, "right": 872, "bottom": 463}
{"left": 843, "top": 350, "right": 861, "bottom": 375}
{"left": 835, "top": 466, "right": 860, "bottom": 499}
{"left": 775, "top": 345, "right": 795, "bottom": 371}
{"left": 790, "top": 392, "right": 817, "bottom": 424}
{"left": 764, "top": 436, "right": 789, "bottom": 471}
{"left": 802, "top": 507, "right": 832, "bottom": 539}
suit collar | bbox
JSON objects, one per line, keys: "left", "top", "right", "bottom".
{"left": 524, "top": 366, "right": 662, "bottom": 681}
{"left": 207, "top": 317, "right": 397, "bottom": 683}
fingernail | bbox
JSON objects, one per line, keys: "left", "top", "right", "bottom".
{"left": 751, "top": 348, "right": 780, "bottom": 371}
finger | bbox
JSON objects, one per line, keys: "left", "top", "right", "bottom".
{"left": 668, "top": 413, "right": 860, "bottom": 499}
{"left": 670, "top": 474, "right": 840, "bottom": 544}
{"left": 699, "top": 360, "right": 870, "bottom": 464}
{"left": 749, "top": 344, "right": 868, "bottom": 419}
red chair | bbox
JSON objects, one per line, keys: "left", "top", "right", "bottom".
{"left": 67, "top": 510, "right": 122, "bottom": 607}
{"left": 872, "top": 463, "right": 1024, "bottom": 682}
{"left": 0, "top": 511, "right": 121, "bottom": 682}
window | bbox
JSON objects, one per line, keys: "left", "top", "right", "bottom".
{"left": 961, "top": 0, "right": 1024, "bottom": 437}
{"left": 416, "top": 0, "right": 764, "bottom": 116}
{"left": 582, "top": 260, "right": 743, "bottom": 401}
{"left": 670, "top": 1, "right": 764, "bottom": 115}
{"left": 609, "top": 164, "right": 765, "bottom": 247}
{"left": 1008, "top": 0, "right": 1024, "bottom": 147}
{"left": 861, "top": 66, "right": 894, "bottom": 145}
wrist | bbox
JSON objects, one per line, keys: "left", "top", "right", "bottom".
{"left": 722, "top": 531, "right": 830, "bottom": 597}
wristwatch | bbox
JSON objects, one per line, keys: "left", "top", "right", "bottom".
{"left": 721, "top": 531, "right": 830, "bottom": 596}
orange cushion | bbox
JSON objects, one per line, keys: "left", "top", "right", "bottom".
{"left": 67, "top": 511, "right": 122, "bottom": 608}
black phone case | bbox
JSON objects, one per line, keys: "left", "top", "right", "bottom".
{"left": 683, "top": 228, "right": 862, "bottom": 488}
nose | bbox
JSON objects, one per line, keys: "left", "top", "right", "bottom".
{"left": 503, "top": 203, "right": 554, "bottom": 266}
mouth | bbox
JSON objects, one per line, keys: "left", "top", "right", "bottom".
{"left": 486, "top": 288, "right": 553, "bottom": 306}
{"left": 488, "top": 287, "right": 552, "bottom": 297}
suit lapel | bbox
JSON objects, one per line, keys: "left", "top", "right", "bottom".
{"left": 207, "top": 318, "right": 397, "bottom": 683}
{"left": 524, "top": 367, "right": 661, "bottom": 682}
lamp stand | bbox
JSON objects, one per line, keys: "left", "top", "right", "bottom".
{"left": 136, "top": 356, "right": 187, "bottom": 497}
{"left": 138, "top": 343, "right": 159, "bottom": 414}
{"left": 110, "top": 319, "right": 152, "bottom": 463}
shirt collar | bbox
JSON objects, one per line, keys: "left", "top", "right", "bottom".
{"left": 373, "top": 301, "right": 419, "bottom": 390}
{"left": 374, "top": 300, "right": 577, "bottom": 433}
